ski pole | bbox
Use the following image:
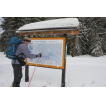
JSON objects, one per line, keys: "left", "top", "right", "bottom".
{"left": 42, "top": 83, "right": 51, "bottom": 87}
{"left": 10, "top": 59, "right": 31, "bottom": 87}
{"left": 28, "top": 58, "right": 40, "bottom": 87}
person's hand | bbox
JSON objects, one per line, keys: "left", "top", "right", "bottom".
{"left": 37, "top": 53, "right": 42, "bottom": 57}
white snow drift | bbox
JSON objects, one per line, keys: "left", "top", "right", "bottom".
{"left": 0, "top": 52, "right": 106, "bottom": 87}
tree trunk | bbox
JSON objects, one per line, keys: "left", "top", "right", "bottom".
{"left": 95, "top": 18, "right": 97, "bottom": 42}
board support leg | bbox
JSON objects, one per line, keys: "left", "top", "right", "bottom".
{"left": 61, "top": 34, "right": 67, "bottom": 87}
{"left": 25, "top": 65, "right": 29, "bottom": 82}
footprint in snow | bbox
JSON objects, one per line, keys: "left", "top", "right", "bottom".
{"left": 91, "top": 80, "right": 95, "bottom": 84}
{"left": 81, "top": 83, "right": 85, "bottom": 87}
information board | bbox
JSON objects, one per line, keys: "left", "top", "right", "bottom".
{"left": 26, "top": 37, "right": 66, "bottom": 69}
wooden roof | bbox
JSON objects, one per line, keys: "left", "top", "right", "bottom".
{"left": 16, "top": 18, "right": 79, "bottom": 35}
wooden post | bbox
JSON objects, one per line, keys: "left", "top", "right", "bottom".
{"left": 61, "top": 34, "right": 67, "bottom": 87}
{"left": 25, "top": 65, "right": 29, "bottom": 82}
{"left": 72, "top": 35, "right": 76, "bottom": 57}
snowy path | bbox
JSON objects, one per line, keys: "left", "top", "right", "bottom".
{"left": 0, "top": 52, "right": 106, "bottom": 87}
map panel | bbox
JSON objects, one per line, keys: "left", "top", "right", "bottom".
{"left": 27, "top": 39, "right": 63, "bottom": 67}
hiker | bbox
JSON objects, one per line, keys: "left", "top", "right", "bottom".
{"left": 12, "top": 37, "right": 41, "bottom": 87}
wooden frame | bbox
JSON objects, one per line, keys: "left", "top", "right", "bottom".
{"left": 20, "top": 29, "right": 79, "bottom": 35}
{"left": 26, "top": 37, "right": 66, "bottom": 69}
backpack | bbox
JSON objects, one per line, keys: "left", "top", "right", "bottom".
{"left": 5, "top": 37, "right": 20, "bottom": 59}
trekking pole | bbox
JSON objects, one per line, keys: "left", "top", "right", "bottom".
{"left": 10, "top": 59, "right": 31, "bottom": 87}
{"left": 42, "top": 83, "right": 51, "bottom": 87}
{"left": 28, "top": 58, "right": 40, "bottom": 87}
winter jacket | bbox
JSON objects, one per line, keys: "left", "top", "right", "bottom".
{"left": 12, "top": 40, "right": 37, "bottom": 64}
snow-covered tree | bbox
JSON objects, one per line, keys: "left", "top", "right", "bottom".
{"left": 79, "top": 17, "right": 106, "bottom": 57}
{"left": 74, "top": 35, "right": 82, "bottom": 56}
{"left": 0, "top": 17, "right": 25, "bottom": 51}
{"left": 88, "top": 18, "right": 105, "bottom": 56}
{"left": 0, "top": 17, "right": 51, "bottom": 51}
{"left": 1, "top": 17, "right": 106, "bottom": 56}
{"left": 90, "top": 33, "right": 103, "bottom": 57}
{"left": 99, "top": 34, "right": 106, "bottom": 54}
{"left": 78, "top": 17, "right": 89, "bottom": 55}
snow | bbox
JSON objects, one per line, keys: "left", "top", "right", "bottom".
{"left": 1, "top": 52, "right": 106, "bottom": 87}
{"left": 16, "top": 18, "right": 79, "bottom": 33}
{"left": 0, "top": 17, "right": 3, "bottom": 25}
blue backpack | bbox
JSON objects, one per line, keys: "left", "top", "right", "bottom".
{"left": 5, "top": 37, "right": 20, "bottom": 59}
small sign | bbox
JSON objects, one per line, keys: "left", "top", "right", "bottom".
{"left": 65, "top": 44, "right": 67, "bottom": 59}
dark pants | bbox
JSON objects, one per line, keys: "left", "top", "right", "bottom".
{"left": 12, "top": 64, "right": 22, "bottom": 87}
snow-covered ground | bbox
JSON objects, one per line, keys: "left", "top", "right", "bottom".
{"left": 1, "top": 52, "right": 106, "bottom": 87}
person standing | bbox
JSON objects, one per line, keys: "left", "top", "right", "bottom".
{"left": 12, "top": 37, "right": 41, "bottom": 87}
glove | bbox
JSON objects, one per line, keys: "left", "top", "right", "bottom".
{"left": 39, "top": 53, "right": 42, "bottom": 57}
{"left": 37, "top": 53, "right": 42, "bottom": 57}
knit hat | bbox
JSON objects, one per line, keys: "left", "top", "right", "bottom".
{"left": 23, "top": 37, "right": 31, "bottom": 42}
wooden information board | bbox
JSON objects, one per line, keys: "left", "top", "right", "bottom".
{"left": 26, "top": 37, "right": 66, "bottom": 69}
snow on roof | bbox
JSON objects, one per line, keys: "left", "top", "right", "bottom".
{"left": 16, "top": 18, "right": 79, "bottom": 33}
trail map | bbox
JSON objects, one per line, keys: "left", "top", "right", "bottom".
{"left": 28, "top": 39, "right": 63, "bottom": 67}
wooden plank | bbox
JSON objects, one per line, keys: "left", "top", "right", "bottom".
{"left": 20, "top": 30, "right": 79, "bottom": 35}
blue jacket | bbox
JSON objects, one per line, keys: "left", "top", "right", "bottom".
{"left": 12, "top": 40, "right": 37, "bottom": 64}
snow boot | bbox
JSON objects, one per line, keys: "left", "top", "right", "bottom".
{"left": 12, "top": 82, "right": 20, "bottom": 87}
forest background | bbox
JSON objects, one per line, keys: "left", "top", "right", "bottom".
{"left": 0, "top": 17, "right": 106, "bottom": 57}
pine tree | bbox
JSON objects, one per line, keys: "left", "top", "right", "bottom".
{"left": 99, "top": 34, "right": 106, "bottom": 54}
{"left": 1, "top": 17, "right": 106, "bottom": 56}
{"left": 0, "top": 17, "right": 26, "bottom": 51}
{"left": 79, "top": 17, "right": 106, "bottom": 57}
{"left": 79, "top": 17, "right": 89, "bottom": 55}
{"left": 0, "top": 17, "right": 49, "bottom": 51}
{"left": 74, "top": 35, "right": 82, "bottom": 56}
{"left": 88, "top": 18, "right": 104, "bottom": 57}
